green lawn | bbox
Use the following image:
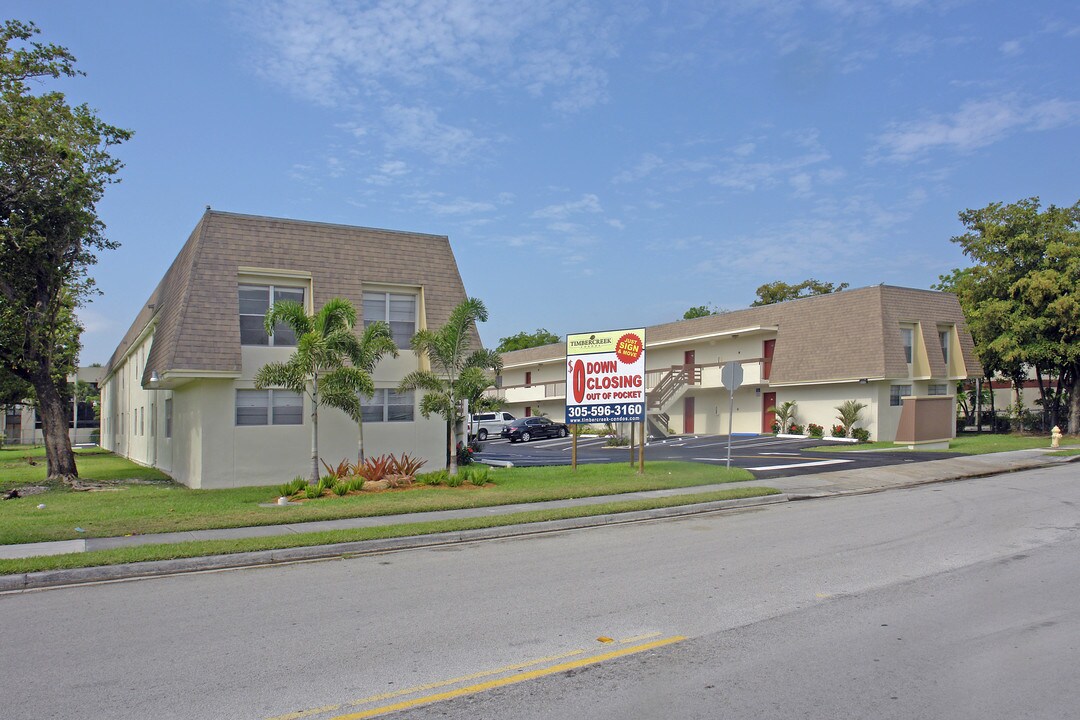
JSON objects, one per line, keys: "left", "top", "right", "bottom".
{"left": 0, "top": 487, "right": 779, "bottom": 576}
{"left": 810, "top": 432, "right": 1078, "bottom": 455}
{"left": 0, "top": 448, "right": 754, "bottom": 545}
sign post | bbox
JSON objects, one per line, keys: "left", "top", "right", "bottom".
{"left": 566, "top": 328, "right": 647, "bottom": 471}
{"left": 720, "top": 361, "right": 744, "bottom": 469}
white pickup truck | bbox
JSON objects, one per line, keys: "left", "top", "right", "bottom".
{"left": 467, "top": 411, "right": 516, "bottom": 441}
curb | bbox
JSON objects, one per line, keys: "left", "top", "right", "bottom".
{"left": 0, "top": 493, "right": 789, "bottom": 592}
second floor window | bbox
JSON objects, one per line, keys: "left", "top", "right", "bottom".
{"left": 363, "top": 292, "right": 416, "bottom": 348}
{"left": 239, "top": 284, "right": 305, "bottom": 346}
{"left": 900, "top": 327, "right": 914, "bottom": 364}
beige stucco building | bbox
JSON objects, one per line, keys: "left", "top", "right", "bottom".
{"left": 495, "top": 286, "right": 981, "bottom": 443}
{"left": 100, "top": 210, "right": 476, "bottom": 489}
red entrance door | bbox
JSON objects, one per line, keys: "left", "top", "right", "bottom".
{"left": 684, "top": 396, "right": 695, "bottom": 434}
{"left": 762, "top": 392, "right": 776, "bottom": 434}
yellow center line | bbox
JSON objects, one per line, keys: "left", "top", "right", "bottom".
{"left": 265, "top": 648, "right": 588, "bottom": 720}
{"left": 328, "top": 635, "right": 687, "bottom": 720}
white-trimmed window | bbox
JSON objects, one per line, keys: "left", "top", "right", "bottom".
{"left": 900, "top": 327, "right": 914, "bottom": 364}
{"left": 165, "top": 398, "right": 173, "bottom": 438}
{"left": 361, "top": 389, "right": 414, "bottom": 423}
{"left": 890, "top": 384, "right": 912, "bottom": 407}
{"left": 928, "top": 383, "right": 949, "bottom": 396}
{"left": 939, "top": 330, "right": 950, "bottom": 366}
{"left": 236, "top": 389, "right": 304, "bottom": 425}
{"left": 363, "top": 292, "right": 416, "bottom": 348}
{"left": 239, "top": 284, "right": 305, "bottom": 346}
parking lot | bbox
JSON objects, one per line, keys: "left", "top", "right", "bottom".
{"left": 477, "top": 433, "right": 964, "bottom": 478}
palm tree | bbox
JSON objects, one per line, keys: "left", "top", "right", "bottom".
{"left": 767, "top": 400, "right": 798, "bottom": 433}
{"left": 398, "top": 297, "right": 501, "bottom": 475}
{"left": 835, "top": 399, "right": 868, "bottom": 437}
{"left": 346, "top": 321, "right": 398, "bottom": 465}
{"left": 254, "top": 297, "right": 372, "bottom": 484}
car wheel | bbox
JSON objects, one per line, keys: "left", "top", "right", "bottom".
{"left": 478, "top": 429, "right": 488, "bottom": 441}
{"left": 558, "top": 428, "right": 567, "bottom": 438}
{"left": 522, "top": 431, "right": 532, "bottom": 442}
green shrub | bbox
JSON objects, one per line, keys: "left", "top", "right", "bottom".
{"left": 276, "top": 483, "right": 295, "bottom": 498}
{"left": 332, "top": 482, "right": 349, "bottom": 496}
{"left": 464, "top": 465, "right": 490, "bottom": 486}
{"left": 417, "top": 470, "right": 448, "bottom": 486}
{"left": 788, "top": 423, "right": 803, "bottom": 435}
{"left": 304, "top": 484, "right": 324, "bottom": 499}
{"left": 852, "top": 427, "right": 871, "bottom": 442}
{"left": 807, "top": 423, "right": 824, "bottom": 438}
{"left": 347, "top": 477, "right": 365, "bottom": 492}
{"left": 287, "top": 476, "right": 307, "bottom": 494}
{"left": 318, "top": 475, "right": 336, "bottom": 493}
{"left": 605, "top": 436, "right": 629, "bottom": 447}
{"left": 831, "top": 424, "right": 847, "bottom": 438}
{"left": 446, "top": 472, "right": 464, "bottom": 488}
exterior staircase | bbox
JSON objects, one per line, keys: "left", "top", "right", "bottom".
{"left": 645, "top": 364, "right": 701, "bottom": 438}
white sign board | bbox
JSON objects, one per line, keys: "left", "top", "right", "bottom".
{"left": 565, "top": 328, "right": 646, "bottom": 424}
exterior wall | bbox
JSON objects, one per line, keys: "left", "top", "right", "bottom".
{"left": 496, "top": 339, "right": 957, "bottom": 443}
{"left": 103, "top": 340, "right": 448, "bottom": 490}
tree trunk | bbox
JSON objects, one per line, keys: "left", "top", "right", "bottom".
{"left": 448, "top": 417, "right": 458, "bottom": 476}
{"left": 1069, "top": 363, "right": 1080, "bottom": 435}
{"left": 356, "top": 415, "right": 366, "bottom": 468}
{"left": 310, "top": 376, "right": 320, "bottom": 484}
{"left": 34, "top": 374, "right": 78, "bottom": 480}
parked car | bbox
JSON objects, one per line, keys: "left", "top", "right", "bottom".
{"left": 501, "top": 416, "right": 569, "bottom": 443}
{"left": 468, "top": 411, "right": 516, "bottom": 441}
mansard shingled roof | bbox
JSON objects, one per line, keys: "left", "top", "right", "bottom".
{"left": 106, "top": 210, "right": 474, "bottom": 384}
{"left": 499, "top": 285, "right": 980, "bottom": 383}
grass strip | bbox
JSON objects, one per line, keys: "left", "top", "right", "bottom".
{"left": 0, "top": 456, "right": 753, "bottom": 544}
{"left": 0, "top": 487, "right": 779, "bottom": 576}
{"left": 809, "top": 433, "right": 1075, "bottom": 455}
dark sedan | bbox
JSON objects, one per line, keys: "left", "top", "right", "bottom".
{"left": 500, "top": 417, "right": 569, "bottom": 442}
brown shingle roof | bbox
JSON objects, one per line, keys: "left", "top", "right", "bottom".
{"left": 500, "top": 285, "right": 981, "bottom": 383}
{"left": 106, "top": 210, "right": 474, "bottom": 383}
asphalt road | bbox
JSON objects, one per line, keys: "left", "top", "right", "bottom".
{"left": 2, "top": 464, "right": 1077, "bottom": 720}
{"left": 478, "top": 432, "right": 966, "bottom": 478}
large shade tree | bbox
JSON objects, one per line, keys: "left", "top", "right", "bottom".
{"left": 399, "top": 298, "right": 501, "bottom": 475}
{"left": 936, "top": 197, "right": 1080, "bottom": 433}
{"left": 0, "top": 20, "right": 131, "bottom": 480}
{"left": 254, "top": 297, "right": 374, "bottom": 484}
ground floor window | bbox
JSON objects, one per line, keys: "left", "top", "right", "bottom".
{"left": 890, "top": 384, "right": 913, "bottom": 406}
{"left": 361, "top": 389, "right": 414, "bottom": 423}
{"left": 236, "top": 389, "right": 304, "bottom": 425}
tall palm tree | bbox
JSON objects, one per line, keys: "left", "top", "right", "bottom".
{"left": 398, "top": 297, "right": 501, "bottom": 475}
{"left": 254, "top": 297, "right": 371, "bottom": 484}
{"left": 326, "top": 319, "right": 403, "bottom": 464}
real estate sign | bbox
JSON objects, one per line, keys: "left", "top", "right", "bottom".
{"left": 565, "top": 328, "right": 646, "bottom": 424}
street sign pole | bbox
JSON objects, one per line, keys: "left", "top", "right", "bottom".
{"left": 720, "top": 361, "right": 744, "bottom": 470}
{"left": 727, "top": 386, "right": 735, "bottom": 468}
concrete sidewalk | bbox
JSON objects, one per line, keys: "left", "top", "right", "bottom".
{"left": 1, "top": 447, "right": 1076, "bottom": 591}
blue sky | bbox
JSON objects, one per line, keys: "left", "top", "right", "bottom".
{"left": 10, "top": 1, "right": 1079, "bottom": 364}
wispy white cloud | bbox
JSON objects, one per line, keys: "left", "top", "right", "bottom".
{"left": 241, "top": 0, "right": 619, "bottom": 112}
{"left": 531, "top": 193, "right": 603, "bottom": 219}
{"left": 612, "top": 153, "right": 664, "bottom": 184}
{"left": 872, "top": 94, "right": 1080, "bottom": 162}
{"left": 409, "top": 191, "right": 496, "bottom": 215}
{"left": 381, "top": 104, "right": 490, "bottom": 164}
